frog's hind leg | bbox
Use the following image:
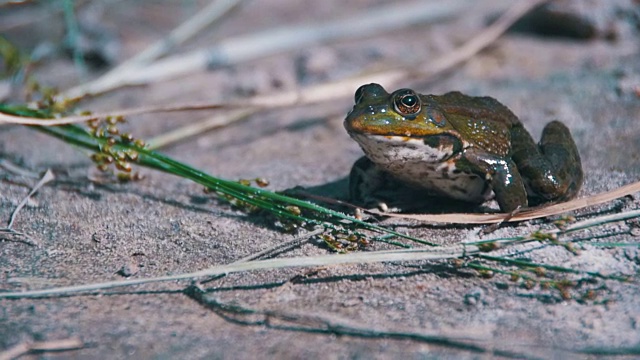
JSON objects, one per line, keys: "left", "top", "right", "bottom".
{"left": 538, "top": 121, "right": 583, "bottom": 199}
{"left": 511, "top": 121, "right": 583, "bottom": 203}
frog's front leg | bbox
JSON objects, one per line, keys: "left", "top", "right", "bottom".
{"left": 349, "top": 156, "right": 401, "bottom": 212}
{"left": 510, "top": 121, "right": 583, "bottom": 203}
{"left": 461, "top": 149, "right": 528, "bottom": 212}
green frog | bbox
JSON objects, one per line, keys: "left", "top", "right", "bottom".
{"left": 344, "top": 83, "right": 583, "bottom": 213}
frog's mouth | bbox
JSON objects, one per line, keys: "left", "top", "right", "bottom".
{"left": 351, "top": 132, "right": 465, "bottom": 164}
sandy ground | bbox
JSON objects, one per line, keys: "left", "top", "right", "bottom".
{"left": 1, "top": 1, "right": 640, "bottom": 358}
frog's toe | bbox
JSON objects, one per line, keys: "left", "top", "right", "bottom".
{"left": 373, "top": 201, "right": 403, "bottom": 213}
{"left": 360, "top": 199, "right": 389, "bottom": 213}
{"left": 376, "top": 201, "right": 389, "bottom": 213}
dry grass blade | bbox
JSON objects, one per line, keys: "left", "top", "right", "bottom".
{"left": 187, "top": 289, "right": 537, "bottom": 358}
{"left": 242, "top": 0, "right": 548, "bottom": 107}
{"left": 110, "top": 0, "right": 243, "bottom": 66}
{"left": 412, "top": 0, "right": 549, "bottom": 78}
{"left": 146, "top": 109, "right": 254, "bottom": 150}
{"left": 0, "top": 159, "right": 41, "bottom": 178}
{"left": 0, "top": 337, "right": 84, "bottom": 360}
{"left": 4, "top": 169, "right": 54, "bottom": 229}
{"left": 1, "top": 0, "right": 543, "bottom": 129}
{"left": 0, "top": 102, "right": 234, "bottom": 125}
{"left": 0, "top": 244, "right": 475, "bottom": 298}
{"left": 1, "top": 205, "right": 637, "bottom": 299}
{"left": 376, "top": 180, "right": 640, "bottom": 224}
{"left": 62, "top": 0, "right": 245, "bottom": 99}
{"left": 1, "top": 169, "right": 53, "bottom": 246}
{"left": 61, "top": 0, "right": 468, "bottom": 99}
{"left": 233, "top": 229, "right": 322, "bottom": 263}
{"left": 115, "top": 0, "right": 546, "bottom": 148}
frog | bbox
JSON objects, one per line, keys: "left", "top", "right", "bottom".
{"left": 344, "top": 83, "right": 583, "bottom": 213}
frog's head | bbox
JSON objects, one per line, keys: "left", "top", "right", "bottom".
{"left": 344, "top": 83, "right": 453, "bottom": 137}
{"left": 344, "top": 83, "right": 464, "bottom": 164}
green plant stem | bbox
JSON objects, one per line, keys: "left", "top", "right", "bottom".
{"left": 62, "top": 0, "right": 87, "bottom": 76}
{"left": 479, "top": 254, "right": 630, "bottom": 282}
{"left": 11, "top": 109, "right": 433, "bottom": 245}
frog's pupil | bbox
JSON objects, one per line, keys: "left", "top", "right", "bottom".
{"left": 402, "top": 95, "right": 417, "bottom": 107}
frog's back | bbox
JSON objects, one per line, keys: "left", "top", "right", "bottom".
{"left": 426, "top": 91, "right": 520, "bottom": 127}
{"left": 424, "top": 91, "right": 518, "bottom": 156}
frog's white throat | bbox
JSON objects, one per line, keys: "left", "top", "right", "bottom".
{"left": 351, "top": 134, "right": 460, "bottom": 166}
{"left": 350, "top": 133, "right": 490, "bottom": 203}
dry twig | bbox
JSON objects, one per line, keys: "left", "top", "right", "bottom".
{"left": 375, "top": 180, "right": 640, "bottom": 224}
{"left": 0, "top": 0, "right": 546, "bottom": 130}
{"left": 146, "top": 109, "right": 254, "bottom": 149}
{"left": 144, "top": 0, "right": 547, "bottom": 148}
{"left": 185, "top": 286, "right": 535, "bottom": 359}
{"left": 60, "top": 0, "right": 469, "bottom": 99}
{"left": 0, "top": 206, "right": 637, "bottom": 299}
{"left": 4, "top": 169, "right": 54, "bottom": 229}
{"left": 0, "top": 243, "right": 475, "bottom": 298}
{"left": 62, "top": 0, "right": 245, "bottom": 99}
{"left": 0, "top": 159, "right": 41, "bottom": 178}
{"left": 1, "top": 169, "right": 54, "bottom": 246}
{"left": 0, "top": 337, "right": 83, "bottom": 360}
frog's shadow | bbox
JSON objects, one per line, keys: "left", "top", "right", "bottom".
{"left": 290, "top": 176, "right": 499, "bottom": 216}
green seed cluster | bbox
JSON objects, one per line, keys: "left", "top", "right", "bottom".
{"left": 87, "top": 115, "right": 145, "bottom": 181}
{"left": 321, "top": 231, "right": 368, "bottom": 252}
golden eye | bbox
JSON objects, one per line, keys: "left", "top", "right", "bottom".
{"left": 393, "top": 89, "right": 421, "bottom": 117}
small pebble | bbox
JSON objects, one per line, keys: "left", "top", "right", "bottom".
{"left": 117, "top": 260, "right": 139, "bottom": 277}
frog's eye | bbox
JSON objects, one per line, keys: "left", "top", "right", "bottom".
{"left": 393, "top": 89, "right": 421, "bottom": 117}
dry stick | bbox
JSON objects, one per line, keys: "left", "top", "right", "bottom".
{"left": 0, "top": 1, "right": 76, "bottom": 32}
{"left": 255, "top": 0, "right": 549, "bottom": 106}
{"left": 137, "top": 0, "right": 547, "bottom": 149}
{"left": 377, "top": 180, "right": 640, "bottom": 224}
{"left": 187, "top": 291, "right": 529, "bottom": 358}
{"left": 116, "top": 0, "right": 243, "bottom": 67}
{"left": 4, "top": 169, "right": 54, "bottom": 229}
{"left": 60, "top": 0, "right": 469, "bottom": 100}
{"left": 0, "top": 337, "right": 84, "bottom": 360}
{"left": 146, "top": 109, "right": 254, "bottom": 150}
{"left": 0, "top": 102, "right": 235, "bottom": 125}
{"left": 413, "top": 0, "right": 548, "bottom": 79}
{"left": 1, "top": 207, "right": 638, "bottom": 299}
{"left": 0, "top": 159, "right": 41, "bottom": 178}
{"left": 0, "top": 0, "right": 627, "bottom": 226}
{"left": 198, "top": 229, "right": 321, "bottom": 285}
{"left": 0, "top": 245, "right": 474, "bottom": 299}
{"left": 158, "top": 0, "right": 548, "bottom": 112}
{"left": 0, "top": 169, "right": 55, "bottom": 246}
{"left": 0, "top": 0, "right": 544, "bottom": 128}
{"left": 61, "top": 0, "right": 244, "bottom": 100}
{"left": 234, "top": 228, "right": 323, "bottom": 263}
